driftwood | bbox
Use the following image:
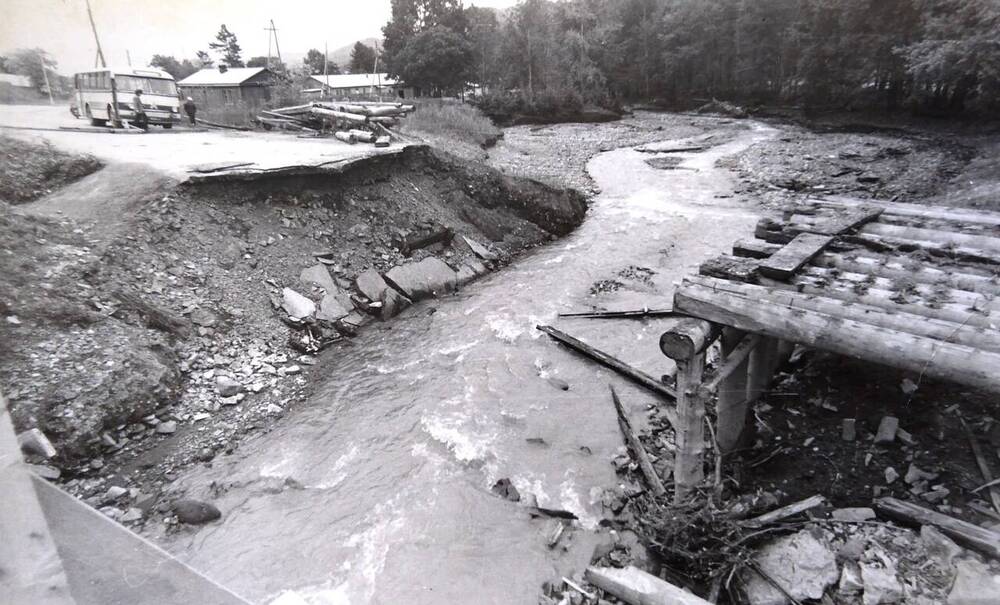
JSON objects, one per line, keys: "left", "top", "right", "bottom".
{"left": 875, "top": 497, "right": 1000, "bottom": 559}
{"left": 742, "top": 495, "right": 827, "bottom": 527}
{"left": 960, "top": 416, "right": 1000, "bottom": 515}
{"left": 194, "top": 117, "right": 249, "bottom": 131}
{"left": 347, "top": 129, "right": 375, "bottom": 143}
{"left": 537, "top": 325, "right": 676, "bottom": 399}
{"left": 393, "top": 226, "right": 454, "bottom": 256}
{"left": 310, "top": 106, "right": 367, "bottom": 123}
{"left": 113, "top": 290, "right": 190, "bottom": 337}
{"left": 610, "top": 386, "right": 667, "bottom": 497}
{"left": 585, "top": 566, "right": 712, "bottom": 605}
{"left": 558, "top": 308, "right": 677, "bottom": 319}
{"left": 333, "top": 131, "right": 356, "bottom": 144}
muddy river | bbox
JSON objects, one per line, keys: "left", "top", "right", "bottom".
{"left": 164, "top": 123, "right": 777, "bottom": 604}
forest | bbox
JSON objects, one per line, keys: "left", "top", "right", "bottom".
{"left": 382, "top": 0, "right": 1000, "bottom": 117}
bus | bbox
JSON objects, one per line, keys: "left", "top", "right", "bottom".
{"left": 70, "top": 66, "right": 180, "bottom": 128}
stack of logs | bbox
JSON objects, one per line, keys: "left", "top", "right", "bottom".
{"left": 257, "top": 101, "right": 415, "bottom": 146}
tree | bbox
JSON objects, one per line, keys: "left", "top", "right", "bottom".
{"left": 150, "top": 55, "right": 197, "bottom": 80}
{"left": 209, "top": 24, "right": 244, "bottom": 67}
{"left": 393, "top": 26, "right": 472, "bottom": 93}
{"left": 6, "top": 48, "right": 58, "bottom": 92}
{"left": 465, "top": 6, "right": 499, "bottom": 87}
{"left": 195, "top": 50, "right": 214, "bottom": 68}
{"left": 382, "top": 0, "right": 468, "bottom": 79}
{"left": 350, "top": 42, "right": 378, "bottom": 73}
{"left": 0, "top": 56, "right": 9, "bottom": 73}
{"left": 303, "top": 48, "right": 339, "bottom": 75}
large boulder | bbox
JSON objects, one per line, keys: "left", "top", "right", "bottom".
{"left": 948, "top": 559, "right": 1000, "bottom": 605}
{"left": 281, "top": 288, "right": 315, "bottom": 320}
{"left": 354, "top": 269, "right": 410, "bottom": 319}
{"left": 383, "top": 258, "right": 458, "bottom": 301}
{"left": 743, "top": 530, "right": 839, "bottom": 605}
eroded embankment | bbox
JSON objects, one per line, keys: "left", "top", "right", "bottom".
{"left": 0, "top": 146, "right": 586, "bottom": 518}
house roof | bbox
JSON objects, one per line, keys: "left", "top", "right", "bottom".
{"left": 177, "top": 67, "right": 271, "bottom": 87}
{"left": 308, "top": 73, "right": 399, "bottom": 89}
{"left": 0, "top": 73, "right": 32, "bottom": 87}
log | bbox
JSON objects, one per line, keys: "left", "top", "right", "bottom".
{"left": 961, "top": 416, "right": 1000, "bottom": 515}
{"left": 334, "top": 131, "right": 356, "bottom": 144}
{"left": 809, "top": 206, "right": 883, "bottom": 235}
{"left": 714, "top": 328, "right": 755, "bottom": 453}
{"left": 369, "top": 116, "right": 400, "bottom": 125}
{"left": 393, "top": 225, "right": 454, "bottom": 256}
{"left": 844, "top": 232, "right": 999, "bottom": 266}
{"left": 673, "top": 279, "right": 1000, "bottom": 393}
{"left": 811, "top": 252, "right": 1000, "bottom": 296}
{"left": 113, "top": 289, "right": 190, "bottom": 337}
{"left": 733, "top": 239, "right": 781, "bottom": 259}
{"left": 347, "top": 129, "right": 375, "bottom": 143}
{"left": 310, "top": 106, "right": 368, "bottom": 123}
{"left": 536, "top": 325, "right": 676, "bottom": 399}
{"left": 558, "top": 308, "right": 678, "bottom": 319}
{"left": 585, "top": 566, "right": 712, "bottom": 605}
{"left": 759, "top": 233, "right": 834, "bottom": 280}
{"left": 742, "top": 494, "right": 827, "bottom": 527}
{"left": 862, "top": 222, "right": 1000, "bottom": 254}
{"left": 610, "top": 386, "right": 667, "bottom": 497}
{"left": 660, "top": 318, "right": 719, "bottom": 361}
{"left": 811, "top": 195, "right": 1000, "bottom": 228}
{"left": 684, "top": 274, "right": 1000, "bottom": 354}
{"left": 875, "top": 497, "right": 1000, "bottom": 559}
{"left": 269, "top": 103, "right": 315, "bottom": 115}
{"left": 674, "top": 350, "right": 707, "bottom": 501}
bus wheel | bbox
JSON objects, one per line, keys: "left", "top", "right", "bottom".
{"left": 85, "top": 104, "right": 106, "bottom": 127}
{"left": 163, "top": 124, "right": 173, "bottom": 129}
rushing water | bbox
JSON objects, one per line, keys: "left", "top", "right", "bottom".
{"left": 165, "top": 123, "right": 776, "bottom": 604}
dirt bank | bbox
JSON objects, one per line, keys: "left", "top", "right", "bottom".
{"left": 0, "top": 133, "right": 102, "bottom": 203}
{"left": 1, "top": 145, "right": 586, "bottom": 520}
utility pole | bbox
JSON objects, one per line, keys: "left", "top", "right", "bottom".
{"left": 265, "top": 24, "right": 272, "bottom": 69}
{"left": 323, "top": 42, "right": 329, "bottom": 99}
{"left": 371, "top": 41, "right": 379, "bottom": 101}
{"left": 126, "top": 49, "right": 132, "bottom": 67}
{"left": 39, "top": 53, "right": 54, "bottom": 105}
{"left": 85, "top": 0, "right": 107, "bottom": 68}
{"left": 270, "top": 20, "right": 282, "bottom": 65}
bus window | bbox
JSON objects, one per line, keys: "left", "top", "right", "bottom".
{"left": 115, "top": 75, "right": 177, "bottom": 96}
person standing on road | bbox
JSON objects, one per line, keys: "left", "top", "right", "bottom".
{"left": 183, "top": 96, "right": 197, "bottom": 126}
{"left": 131, "top": 89, "right": 148, "bottom": 130}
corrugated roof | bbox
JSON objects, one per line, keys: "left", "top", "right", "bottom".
{"left": 308, "top": 73, "right": 399, "bottom": 89}
{"left": 0, "top": 73, "right": 32, "bottom": 87}
{"left": 177, "top": 67, "right": 271, "bottom": 86}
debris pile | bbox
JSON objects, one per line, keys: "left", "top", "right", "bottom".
{"left": 257, "top": 101, "right": 416, "bottom": 147}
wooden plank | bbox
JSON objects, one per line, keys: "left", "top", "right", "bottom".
{"left": 558, "top": 308, "right": 677, "bottom": 319}
{"left": 536, "top": 325, "right": 676, "bottom": 399}
{"left": 742, "top": 495, "right": 827, "bottom": 527}
{"left": 961, "top": 416, "right": 1000, "bottom": 516}
{"left": 759, "top": 233, "right": 834, "bottom": 280}
{"left": 611, "top": 386, "right": 667, "bottom": 497}
{"left": 811, "top": 252, "right": 1000, "bottom": 297}
{"left": 699, "top": 254, "right": 760, "bottom": 282}
{"left": 733, "top": 239, "right": 781, "bottom": 259}
{"left": 684, "top": 274, "right": 1000, "bottom": 354}
{"left": 705, "top": 332, "right": 761, "bottom": 392}
{"left": 585, "top": 566, "right": 712, "bottom": 605}
{"left": 673, "top": 279, "right": 1000, "bottom": 393}
{"left": 875, "top": 497, "right": 1000, "bottom": 560}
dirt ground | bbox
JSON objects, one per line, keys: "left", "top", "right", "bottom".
{"left": 0, "top": 133, "right": 102, "bottom": 203}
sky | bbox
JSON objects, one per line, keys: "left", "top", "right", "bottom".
{"left": 1, "top": 0, "right": 518, "bottom": 75}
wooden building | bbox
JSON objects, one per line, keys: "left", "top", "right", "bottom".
{"left": 305, "top": 73, "right": 414, "bottom": 101}
{"left": 177, "top": 67, "right": 276, "bottom": 124}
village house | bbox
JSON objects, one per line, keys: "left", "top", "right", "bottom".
{"left": 305, "top": 72, "right": 415, "bottom": 101}
{"left": 177, "top": 66, "right": 276, "bottom": 124}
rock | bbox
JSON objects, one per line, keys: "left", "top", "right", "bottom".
{"left": 743, "top": 530, "right": 839, "bottom": 605}
{"left": 842, "top": 418, "right": 857, "bottom": 442}
{"left": 120, "top": 507, "right": 143, "bottom": 523}
{"left": 905, "top": 464, "right": 938, "bottom": 484}
{"left": 172, "top": 499, "right": 221, "bottom": 525}
{"left": 875, "top": 416, "right": 899, "bottom": 444}
{"left": 492, "top": 478, "right": 521, "bottom": 502}
{"left": 355, "top": 269, "right": 410, "bottom": 319}
{"left": 189, "top": 307, "right": 217, "bottom": 327}
{"left": 947, "top": 559, "right": 1000, "bottom": 605}
{"left": 25, "top": 463, "right": 61, "bottom": 480}
{"left": 832, "top": 507, "right": 876, "bottom": 522}
{"left": 839, "top": 561, "right": 865, "bottom": 595}
{"left": 462, "top": 235, "right": 498, "bottom": 261}
{"left": 383, "top": 257, "right": 459, "bottom": 301}
{"left": 861, "top": 564, "right": 903, "bottom": 605}
{"left": 155, "top": 420, "right": 177, "bottom": 434}
{"left": 104, "top": 486, "right": 128, "bottom": 501}
{"left": 266, "top": 403, "right": 284, "bottom": 415}
{"left": 215, "top": 375, "right": 242, "bottom": 397}
{"left": 219, "top": 395, "right": 240, "bottom": 406}
{"left": 838, "top": 538, "right": 865, "bottom": 562}
{"left": 921, "top": 526, "right": 963, "bottom": 570}
{"left": 885, "top": 467, "right": 899, "bottom": 484}
{"left": 17, "top": 428, "right": 57, "bottom": 458}
{"left": 316, "top": 293, "right": 351, "bottom": 322}
{"left": 300, "top": 264, "right": 338, "bottom": 295}
{"left": 545, "top": 377, "right": 570, "bottom": 391}
{"left": 281, "top": 288, "right": 316, "bottom": 320}
{"left": 282, "top": 365, "right": 302, "bottom": 375}
{"left": 922, "top": 487, "right": 950, "bottom": 503}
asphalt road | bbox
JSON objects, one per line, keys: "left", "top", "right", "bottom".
{"left": 0, "top": 104, "right": 409, "bottom": 179}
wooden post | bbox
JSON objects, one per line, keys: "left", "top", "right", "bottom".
{"left": 716, "top": 327, "right": 751, "bottom": 454}
{"left": 747, "top": 336, "right": 778, "bottom": 404}
{"left": 660, "top": 319, "right": 717, "bottom": 501}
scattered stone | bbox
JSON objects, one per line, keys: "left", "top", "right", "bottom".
{"left": 383, "top": 257, "right": 459, "bottom": 300}
{"left": 215, "top": 375, "right": 243, "bottom": 397}
{"left": 172, "top": 499, "right": 222, "bottom": 525}
{"left": 896, "top": 428, "right": 915, "bottom": 446}
{"left": 300, "top": 264, "right": 338, "bottom": 295}
{"left": 545, "top": 377, "right": 570, "bottom": 391}
{"left": 281, "top": 287, "right": 316, "bottom": 320}
{"left": 104, "top": 486, "right": 128, "bottom": 501}
{"left": 155, "top": 420, "right": 177, "bottom": 434}
{"left": 947, "top": 558, "right": 1000, "bottom": 605}
{"left": 875, "top": 416, "right": 899, "bottom": 444}
{"left": 492, "top": 478, "right": 521, "bottom": 502}
{"left": 282, "top": 365, "right": 302, "bottom": 375}
{"left": 905, "top": 464, "right": 938, "bottom": 485}
{"left": 920, "top": 525, "right": 963, "bottom": 570}
{"left": 885, "top": 467, "right": 899, "bottom": 484}
{"left": 266, "top": 403, "right": 284, "bottom": 415}
{"left": 838, "top": 538, "right": 865, "bottom": 562}
{"left": 462, "top": 235, "right": 498, "bottom": 261}
{"left": 25, "top": 463, "right": 61, "bottom": 480}
{"left": 861, "top": 564, "right": 903, "bottom": 605}
{"left": 219, "top": 395, "right": 241, "bottom": 406}
{"left": 316, "top": 293, "right": 351, "bottom": 322}
{"left": 832, "top": 507, "right": 876, "bottom": 522}
{"left": 355, "top": 268, "right": 410, "bottom": 319}
{"left": 839, "top": 561, "right": 865, "bottom": 595}
{"left": 922, "top": 487, "right": 950, "bottom": 503}
{"left": 842, "top": 418, "right": 857, "bottom": 442}
{"left": 189, "top": 307, "right": 217, "bottom": 327}
{"left": 743, "top": 530, "right": 839, "bottom": 605}
{"left": 17, "top": 428, "right": 57, "bottom": 458}
{"left": 120, "top": 508, "right": 143, "bottom": 523}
